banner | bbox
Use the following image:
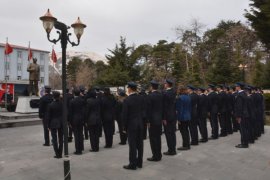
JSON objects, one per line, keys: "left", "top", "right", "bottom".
{"left": 0, "top": 83, "right": 15, "bottom": 103}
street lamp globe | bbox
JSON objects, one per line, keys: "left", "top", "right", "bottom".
{"left": 39, "top": 9, "right": 57, "bottom": 33}
{"left": 71, "top": 17, "right": 87, "bottom": 40}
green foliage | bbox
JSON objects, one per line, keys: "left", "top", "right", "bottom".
{"left": 264, "top": 93, "right": 270, "bottom": 111}
{"left": 262, "top": 60, "right": 270, "bottom": 88}
{"left": 245, "top": 0, "right": 270, "bottom": 50}
{"left": 66, "top": 57, "right": 83, "bottom": 85}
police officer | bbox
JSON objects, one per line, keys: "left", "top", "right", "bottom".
{"left": 115, "top": 89, "right": 127, "bottom": 145}
{"left": 139, "top": 88, "right": 148, "bottom": 140}
{"left": 147, "top": 80, "right": 163, "bottom": 162}
{"left": 230, "top": 86, "right": 239, "bottom": 132}
{"left": 217, "top": 85, "right": 228, "bottom": 137}
{"left": 47, "top": 91, "right": 63, "bottom": 158}
{"left": 207, "top": 84, "right": 219, "bottom": 140}
{"left": 86, "top": 89, "right": 102, "bottom": 152}
{"left": 225, "top": 86, "right": 233, "bottom": 135}
{"left": 101, "top": 87, "right": 116, "bottom": 148}
{"left": 197, "top": 87, "right": 208, "bottom": 143}
{"left": 162, "top": 79, "right": 177, "bottom": 156}
{"left": 234, "top": 82, "right": 249, "bottom": 148}
{"left": 39, "top": 85, "right": 53, "bottom": 146}
{"left": 245, "top": 86, "right": 255, "bottom": 144}
{"left": 69, "top": 88, "right": 85, "bottom": 154}
{"left": 187, "top": 85, "right": 199, "bottom": 145}
{"left": 123, "top": 82, "right": 145, "bottom": 170}
{"left": 79, "top": 86, "right": 89, "bottom": 140}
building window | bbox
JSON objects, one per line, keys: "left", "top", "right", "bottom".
{"left": 17, "top": 51, "right": 22, "bottom": 59}
{"left": 40, "top": 53, "right": 45, "bottom": 61}
{"left": 40, "top": 65, "right": 44, "bottom": 72}
{"left": 5, "top": 61, "right": 10, "bottom": 70}
{"left": 17, "top": 76, "right": 21, "bottom": 80}
{"left": 40, "top": 77, "right": 44, "bottom": 83}
{"left": 17, "top": 63, "right": 22, "bottom": 71}
{"left": 5, "top": 76, "right": 9, "bottom": 80}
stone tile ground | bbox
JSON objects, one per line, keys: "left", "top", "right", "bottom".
{"left": 0, "top": 125, "right": 269, "bottom": 180}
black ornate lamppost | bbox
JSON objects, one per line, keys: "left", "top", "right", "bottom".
{"left": 39, "top": 9, "right": 86, "bottom": 180}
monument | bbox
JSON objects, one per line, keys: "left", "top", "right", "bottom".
{"left": 15, "top": 58, "right": 40, "bottom": 113}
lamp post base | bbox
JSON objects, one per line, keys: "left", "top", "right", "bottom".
{"left": 64, "top": 157, "right": 71, "bottom": 180}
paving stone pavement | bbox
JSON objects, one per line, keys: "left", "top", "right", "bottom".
{"left": 0, "top": 124, "right": 270, "bottom": 180}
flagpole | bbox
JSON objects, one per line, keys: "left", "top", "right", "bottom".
{"left": 4, "top": 37, "right": 8, "bottom": 110}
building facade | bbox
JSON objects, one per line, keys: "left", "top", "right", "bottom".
{"left": 0, "top": 43, "right": 49, "bottom": 86}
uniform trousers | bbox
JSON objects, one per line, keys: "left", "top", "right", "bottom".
{"left": 219, "top": 113, "right": 227, "bottom": 136}
{"left": 239, "top": 118, "right": 249, "bottom": 145}
{"left": 179, "top": 121, "right": 190, "bottom": 148}
{"left": 88, "top": 125, "right": 100, "bottom": 151}
{"left": 163, "top": 121, "right": 176, "bottom": 153}
{"left": 128, "top": 127, "right": 144, "bottom": 167}
{"left": 73, "top": 124, "right": 84, "bottom": 153}
{"left": 198, "top": 116, "right": 208, "bottom": 140}
{"left": 50, "top": 128, "right": 63, "bottom": 157}
{"left": 149, "top": 124, "right": 162, "bottom": 159}
{"left": 189, "top": 117, "right": 199, "bottom": 143}
{"left": 42, "top": 119, "right": 50, "bottom": 145}
{"left": 103, "top": 122, "right": 114, "bottom": 147}
{"left": 210, "top": 113, "right": 219, "bottom": 138}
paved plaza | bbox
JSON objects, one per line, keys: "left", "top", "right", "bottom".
{"left": 0, "top": 124, "right": 270, "bottom": 180}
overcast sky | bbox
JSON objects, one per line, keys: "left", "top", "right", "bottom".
{"left": 0, "top": 0, "right": 250, "bottom": 56}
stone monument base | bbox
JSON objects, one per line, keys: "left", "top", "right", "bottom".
{"left": 15, "top": 96, "right": 40, "bottom": 114}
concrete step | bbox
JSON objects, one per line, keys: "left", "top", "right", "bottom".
{"left": 0, "top": 112, "right": 39, "bottom": 120}
{"left": 0, "top": 118, "right": 41, "bottom": 128}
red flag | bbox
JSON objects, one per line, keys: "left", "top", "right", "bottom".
{"left": 51, "top": 48, "right": 57, "bottom": 63}
{"left": 28, "top": 47, "right": 33, "bottom": 61}
{"left": 4, "top": 43, "right": 13, "bottom": 55}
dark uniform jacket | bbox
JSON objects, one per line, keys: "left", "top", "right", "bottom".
{"left": 163, "top": 88, "right": 177, "bottom": 122}
{"left": 197, "top": 94, "right": 208, "bottom": 118}
{"left": 123, "top": 93, "right": 145, "bottom": 131}
{"left": 86, "top": 97, "right": 102, "bottom": 126}
{"left": 69, "top": 96, "right": 86, "bottom": 126}
{"left": 234, "top": 90, "right": 249, "bottom": 119}
{"left": 189, "top": 92, "right": 199, "bottom": 119}
{"left": 39, "top": 93, "right": 53, "bottom": 119}
{"left": 247, "top": 95, "right": 255, "bottom": 121}
{"left": 101, "top": 95, "right": 116, "bottom": 124}
{"left": 147, "top": 91, "right": 163, "bottom": 125}
{"left": 217, "top": 91, "right": 228, "bottom": 113}
{"left": 207, "top": 91, "right": 218, "bottom": 114}
{"left": 47, "top": 100, "right": 63, "bottom": 129}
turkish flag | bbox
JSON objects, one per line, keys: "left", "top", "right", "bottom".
{"left": 4, "top": 43, "right": 13, "bottom": 55}
{"left": 51, "top": 48, "right": 57, "bottom": 63}
{"left": 28, "top": 48, "right": 33, "bottom": 61}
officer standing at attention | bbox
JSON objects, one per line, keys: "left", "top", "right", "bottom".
{"left": 39, "top": 86, "right": 53, "bottom": 146}
{"left": 162, "top": 79, "right": 177, "bottom": 156}
{"left": 217, "top": 85, "right": 228, "bottom": 137}
{"left": 123, "top": 82, "right": 145, "bottom": 170}
{"left": 47, "top": 91, "right": 63, "bottom": 158}
{"left": 147, "top": 80, "right": 163, "bottom": 162}
{"left": 187, "top": 85, "right": 199, "bottom": 145}
{"left": 69, "top": 88, "right": 85, "bottom": 155}
{"left": 139, "top": 87, "right": 148, "bottom": 140}
{"left": 197, "top": 87, "right": 208, "bottom": 143}
{"left": 234, "top": 82, "right": 249, "bottom": 148}
{"left": 101, "top": 87, "right": 116, "bottom": 148}
{"left": 207, "top": 84, "right": 219, "bottom": 140}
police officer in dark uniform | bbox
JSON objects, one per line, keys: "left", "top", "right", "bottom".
{"left": 66, "top": 88, "right": 74, "bottom": 142}
{"left": 207, "top": 84, "right": 219, "bottom": 140}
{"left": 86, "top": 89, "right": 102, "bottom": 152}
{"left": 139, "top": 88, "right": 148, "bottom": 140}
{"left": 47, "top": 91, "right": 63, "bottom": 158}
{"left": 69, "top": 88, "right": 85, "bottom": 154}
{"left": 123, "top": 82, "right": 145, "bottom": 170}
{"left": 225, "top": 86, "right": 233, "bottom": 135}
{"left": 187, "top": 85, "right": 199, "bottom": 145}
{"left": 147, "top": 80, "right": 163, "bottom": 162}
{"left": 79, "top": 86, "right": 89, "bottom": 140}
{"left": 115, "top": 89, "right": 127, "bottom": 145}
{"left": 245, "top": 86, "right": 255, "bottom": 144}
{"left": 39, "top": 86, "right": 53, "bottom": 146}
{"left": 101, "top": 87, "right": 116, "bottom": 148}
{"left": 217, "top": 84, "right": 228, "bottom": 137}
{"left": 230, "top": 86, "right": 239, "bottom": 132}
{"left": 197, "top": 87, "right": 208, "bottom": 143}
{"left": 95, "top": 86, "right": 103, "bottom": 138}
{"left": 234, "top": 82, "right": 249, "bottom": 148}
{"left": 163, "top": 79, "right": 177, "bottom": 156}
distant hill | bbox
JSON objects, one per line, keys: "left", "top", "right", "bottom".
{"left": 49, "top": 51, "right": 107, "bottom": 75}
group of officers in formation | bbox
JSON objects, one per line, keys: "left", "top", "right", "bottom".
{"left": 38, "top": 79, "right": 265, "bottom": 170}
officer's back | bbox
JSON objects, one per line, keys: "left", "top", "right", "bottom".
{"left": 69, "top": 89, "right": 85, "bottom": 126}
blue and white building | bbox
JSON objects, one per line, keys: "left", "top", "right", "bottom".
{"left": 0, "top": 43, "right": 50, "bottom": 86}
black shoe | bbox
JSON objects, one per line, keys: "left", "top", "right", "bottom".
{"left": 147, "top": 157, "right": 160, "bottom": 162}
{"left": 123, "top": 164, "right": 137, "bottom": 170}
{"left": 163, "top": 151, "right": 176, "bottom": 156}
{"left": 137, "top": 164, "right": 142, "bottom": 168}
{"left": 228, "top": 132, "right": 233, "bottom": 135}
{"left": 54, "top": 155, "right": 62, "bottom": 159}
{"left": 73, "top": 151, "right": 82, "bottom": 155}
{"left": 199, "top": 139, "right": 208, "bottom": 143}
{"left": 235, "top": 144, "right": 249, "bottom": 148}
{"left": 177, "top": 147, "right": 190, "bottom": 151}
{"left": 89, "top": 149, "right": 98, "bottom": 152}
{"left": 119, "top": 142, "right": 126, "bottom": 145}
{"left": 190, "top": 142, "right": 199, "bottom": 146}
{"left": 43, "top": 143, "right": 50, "bottom": 146}
{"left": 104, "top": 145, "right": 112, "bottom": 148}
{"left": 249, "top": 140, "right": 255, "bottom": 144}
{"left": 209, "top": 137, "right": 218, "bottom": 140}
{"left": 219, "top": 134, "right": 227, "bottom": 137}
